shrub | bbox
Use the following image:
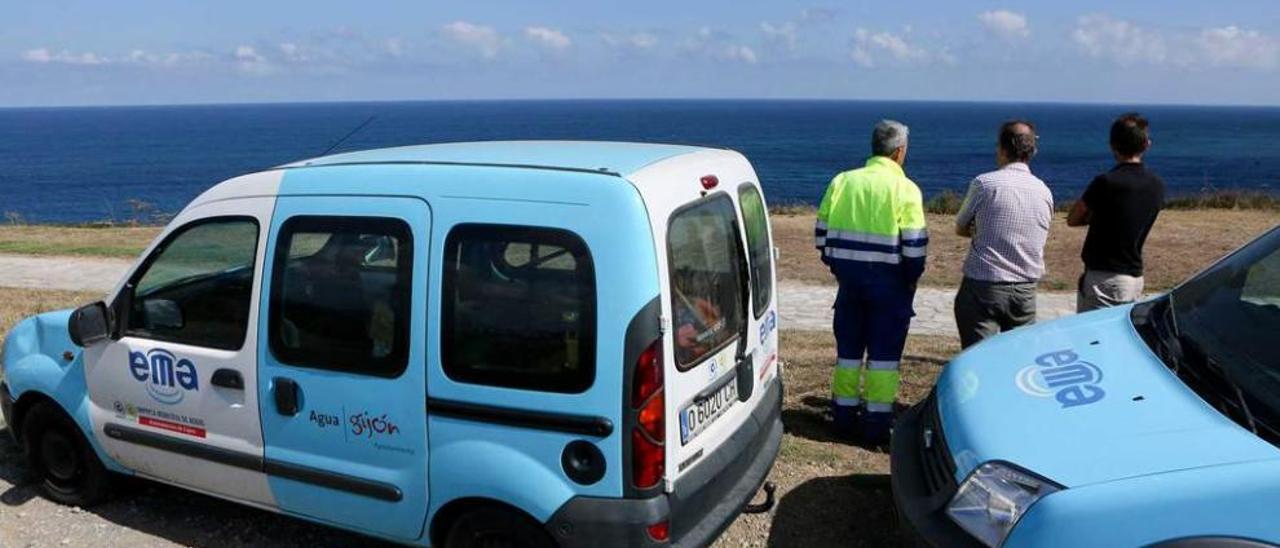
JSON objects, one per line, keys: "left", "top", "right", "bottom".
{"left": 925, "top": 190, "right": 965, "bottom": 215}
{"left": 1164, "top": 189, "right": 1280, "bottom": 210}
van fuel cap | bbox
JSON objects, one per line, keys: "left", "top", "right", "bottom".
{"left": 561, "top": 440, "right": 606, "bottom": 485}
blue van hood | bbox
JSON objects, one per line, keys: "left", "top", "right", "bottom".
{"left": 936, "top": 303, "right": 1279, "bottom": 488}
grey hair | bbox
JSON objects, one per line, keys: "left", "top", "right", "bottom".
{"left": 871, "top": 119, "right": 909, "bottom": 157}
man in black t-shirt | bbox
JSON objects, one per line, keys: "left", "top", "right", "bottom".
{"left": 1067, "top": 113, "right": 1166, "bottom": 312}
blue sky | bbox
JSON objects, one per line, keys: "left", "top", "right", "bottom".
{"left": 3, "top": 1, "right": 1280, "bottom": 106}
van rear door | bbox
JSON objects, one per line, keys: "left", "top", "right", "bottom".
{"left": 736, "top": 183, "right": 780, "bottom": 388}
{"left": 663, "top": 194, "right": 758, "bottom": 484}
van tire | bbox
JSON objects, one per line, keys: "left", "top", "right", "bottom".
{"left": 443, "top": 506, "right": 556, "bottom": 548}
{"left": 22, "top": 402, "right": 111, "bottom": 507}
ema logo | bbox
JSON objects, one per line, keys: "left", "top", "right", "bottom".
{"left": 1014, "top": 348, "right": 1105, "bottom": 408}
{"left": 758, "top": 310, "right": 778, "bottom": 342}
{"left": 128, "top": 349, "right": 199, "bottom": 405}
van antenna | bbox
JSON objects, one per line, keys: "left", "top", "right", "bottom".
{"left": 319, "top": 115, "right": 377, "bottom": 157}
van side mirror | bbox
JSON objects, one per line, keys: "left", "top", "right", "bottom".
{"left": 142, "top": 299, "right": 184, "bottom": 330}
{"left": 68, "top": 301, "right": 112, "bottom": 347}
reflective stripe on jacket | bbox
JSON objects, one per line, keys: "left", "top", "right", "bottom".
{"left": 815, "top": 156, "right": 928, "bottom": 283}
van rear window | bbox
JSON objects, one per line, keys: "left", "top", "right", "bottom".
{"left": 442, "top": 224, "right": 596, "bottom": 393}
{"left": 668, "top": 195, "right": 746, "bottom": 369}
{"left": 739, "top": 184, "right": 774, "bottom": 317}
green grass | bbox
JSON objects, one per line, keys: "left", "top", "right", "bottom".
{"left": 0, "top": 241, "right": 145, "bottom": 258}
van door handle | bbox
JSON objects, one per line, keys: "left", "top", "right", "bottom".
{"left": 211, "top": 369, "right": 244, "bottom": 390}
{"left": 274, "top": 377, "right": 300, "bottom": 416}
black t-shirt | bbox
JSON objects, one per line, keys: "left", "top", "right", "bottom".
{"left": 1081, "top": 163, "right": 1165, "bottom": 276}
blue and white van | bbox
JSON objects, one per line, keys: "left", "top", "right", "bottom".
{"left": 0, "top": 141, "right": 783, "bottom": 547}
{"left": 892, "top": 224, "right": 1280, "bottom": 547}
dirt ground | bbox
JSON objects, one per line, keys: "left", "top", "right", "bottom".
{"left": 774, "top": 209, "right": 1278, "bottom": 291}
{"left": 711, "top": 331, "right": 955, "bottom": 548}
{"left": 0, "top": 286, "right": 950, "bottom": 547}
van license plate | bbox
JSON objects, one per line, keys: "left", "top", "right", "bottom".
{"left": 679, "top": 376, "right": 738, "bottom": 445}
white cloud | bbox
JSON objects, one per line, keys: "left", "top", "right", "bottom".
{"left": 1072, "top": 14, "right": 1167, "bottom": 65}
{"left": 679, "top": 26, "right": 758, "bottom": 65}
{"left": 724, "top": 45, "right": 758, "bottom": 64}
{"left": 21, "top": 48, "right": 52, "bottom": 63}
{"left": 1196, "top": 26, "right": 1279, "bottom": 69}
{"left": 760, "top": 9, "right": 838, "bottom": 53}
{"left": 21, "top": 47, "right": 213, "bottom": 67}
{"left": 234, "top": 45, "right": 265, "bottom": 63}
{"left": 601, "top": 32, "right": 658, "bottom": 50}
{"left": 850, "top": 28, "right": 938, "bottom": 67}
{"left": 525, "top": 26, "right": 572, "bottom": 51}
{"left": 232, "top": 45, "right": 274, "bottom": 74}
{"left": 441, "top": 21, "right": 502, "bottom": 59}
{"left": 978, "top": 10, "right": 1030, "bottom": 39}
{"left": 761, "top": 21, "right": 798, "bottom": 51}
{"left": 21, "top": 48, "right": 107, "bottom": 65}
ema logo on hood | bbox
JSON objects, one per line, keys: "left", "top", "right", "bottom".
{"left": 1015, "top": 348, "right": 1105, "bottom": 408}
{"left": 129, "top": 349, "right": 199, "bottom": 405}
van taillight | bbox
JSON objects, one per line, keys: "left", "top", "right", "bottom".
{"left": 631, "top": 340, "right": 664, "bottom": 490}
{"left": 646, "top": 520, "right": 670, "bottom": 542}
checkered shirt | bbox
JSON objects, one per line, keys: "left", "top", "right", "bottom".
{"left": 954, "top": 163, "right": 1054, "bottom": 283}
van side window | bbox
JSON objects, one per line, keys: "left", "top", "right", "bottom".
{"left": 125, "top": 217, "right": 260, "bottom": 351}
{"left": 442, "top": 224, "right": 596, "bottom": 393}
{"left": 738, "top": 184, "right": 774, "bottom": 317}
{"left": 668, "top": 196, "right": 746, "bottom": 369}
{"left": 268, "top": 216, "right": 412, "bottom": 378}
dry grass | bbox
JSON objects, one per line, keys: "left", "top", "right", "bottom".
{"left": 0, "top": 287, "right": 99, "bottom": 336}
{"left": 775, "top": 209, "right": 1279, "bottom": 291}
{"left": 0, "top": 226, "right": 160, "bottom": 258}
{"left": 717, "top": 330, "right": 956, "bottom": 547}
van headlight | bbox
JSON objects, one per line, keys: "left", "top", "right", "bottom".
{"left": 946, "top": 461, "right": 1062, "bottom": 547}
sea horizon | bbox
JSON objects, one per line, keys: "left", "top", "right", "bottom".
{"left": 6, "top": 97, "right": 1280, "bottom": 112}
{"left": 1, "top": 99, "right": 1277, "bottom": 223}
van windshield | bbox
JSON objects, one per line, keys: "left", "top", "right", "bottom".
{"left": 1138, "top": 226, "right": 1280, "bottom": 439}
{"left": 668, "top": 195, "right": 747, "bottom": 369}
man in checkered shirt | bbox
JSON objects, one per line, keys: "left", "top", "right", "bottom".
{"left": 952, "top": 120, "right": 1054, "bottom": 348}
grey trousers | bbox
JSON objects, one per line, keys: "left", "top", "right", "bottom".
{"left": 1077, "top": 269, "right": 1145, "bottom": 312}
{"left": 954, "top": 277, "right": 1037, "bottom": 349}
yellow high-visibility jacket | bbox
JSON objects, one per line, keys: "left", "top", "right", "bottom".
{"left": 815, "top": 155, "right": 928, "bottom": 283}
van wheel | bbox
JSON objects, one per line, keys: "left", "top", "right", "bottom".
{"left": 444, "top": 506, "right": 556, "bottom": 548}
{"left": 22, "top": 402, "right": 111, "bottom": 507}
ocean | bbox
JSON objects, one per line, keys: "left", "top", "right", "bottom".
{"left": 1, "top": 100, "right": 1278, "bottom": 223}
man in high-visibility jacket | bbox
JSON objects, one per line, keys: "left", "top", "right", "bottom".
{"left": 815, "top": 119, "right": 928, "bottom": 444}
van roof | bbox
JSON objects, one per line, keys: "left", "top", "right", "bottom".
{"left": 281, "top": 140, "right": 718, "bottom": 178}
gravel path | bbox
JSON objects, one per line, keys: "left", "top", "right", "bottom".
{"left": 0, "top": 254, "right": 130, "bottom": 292}
{"left": 0, "top": 254, "right": 1078, "bottom": 336}
{"left": 777, "top": 281, "right": 1077, "bottom": 336}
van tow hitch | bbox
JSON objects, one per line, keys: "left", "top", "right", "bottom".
{"left": 742, "top": 481, "right": 776, "bottom": 514}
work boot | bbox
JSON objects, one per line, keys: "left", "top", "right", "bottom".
{"left": 830, "top": 401, "right": 864, "bottom": 441}
{"left": 859, "top": 411, "right": 893, "bottom": 446}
